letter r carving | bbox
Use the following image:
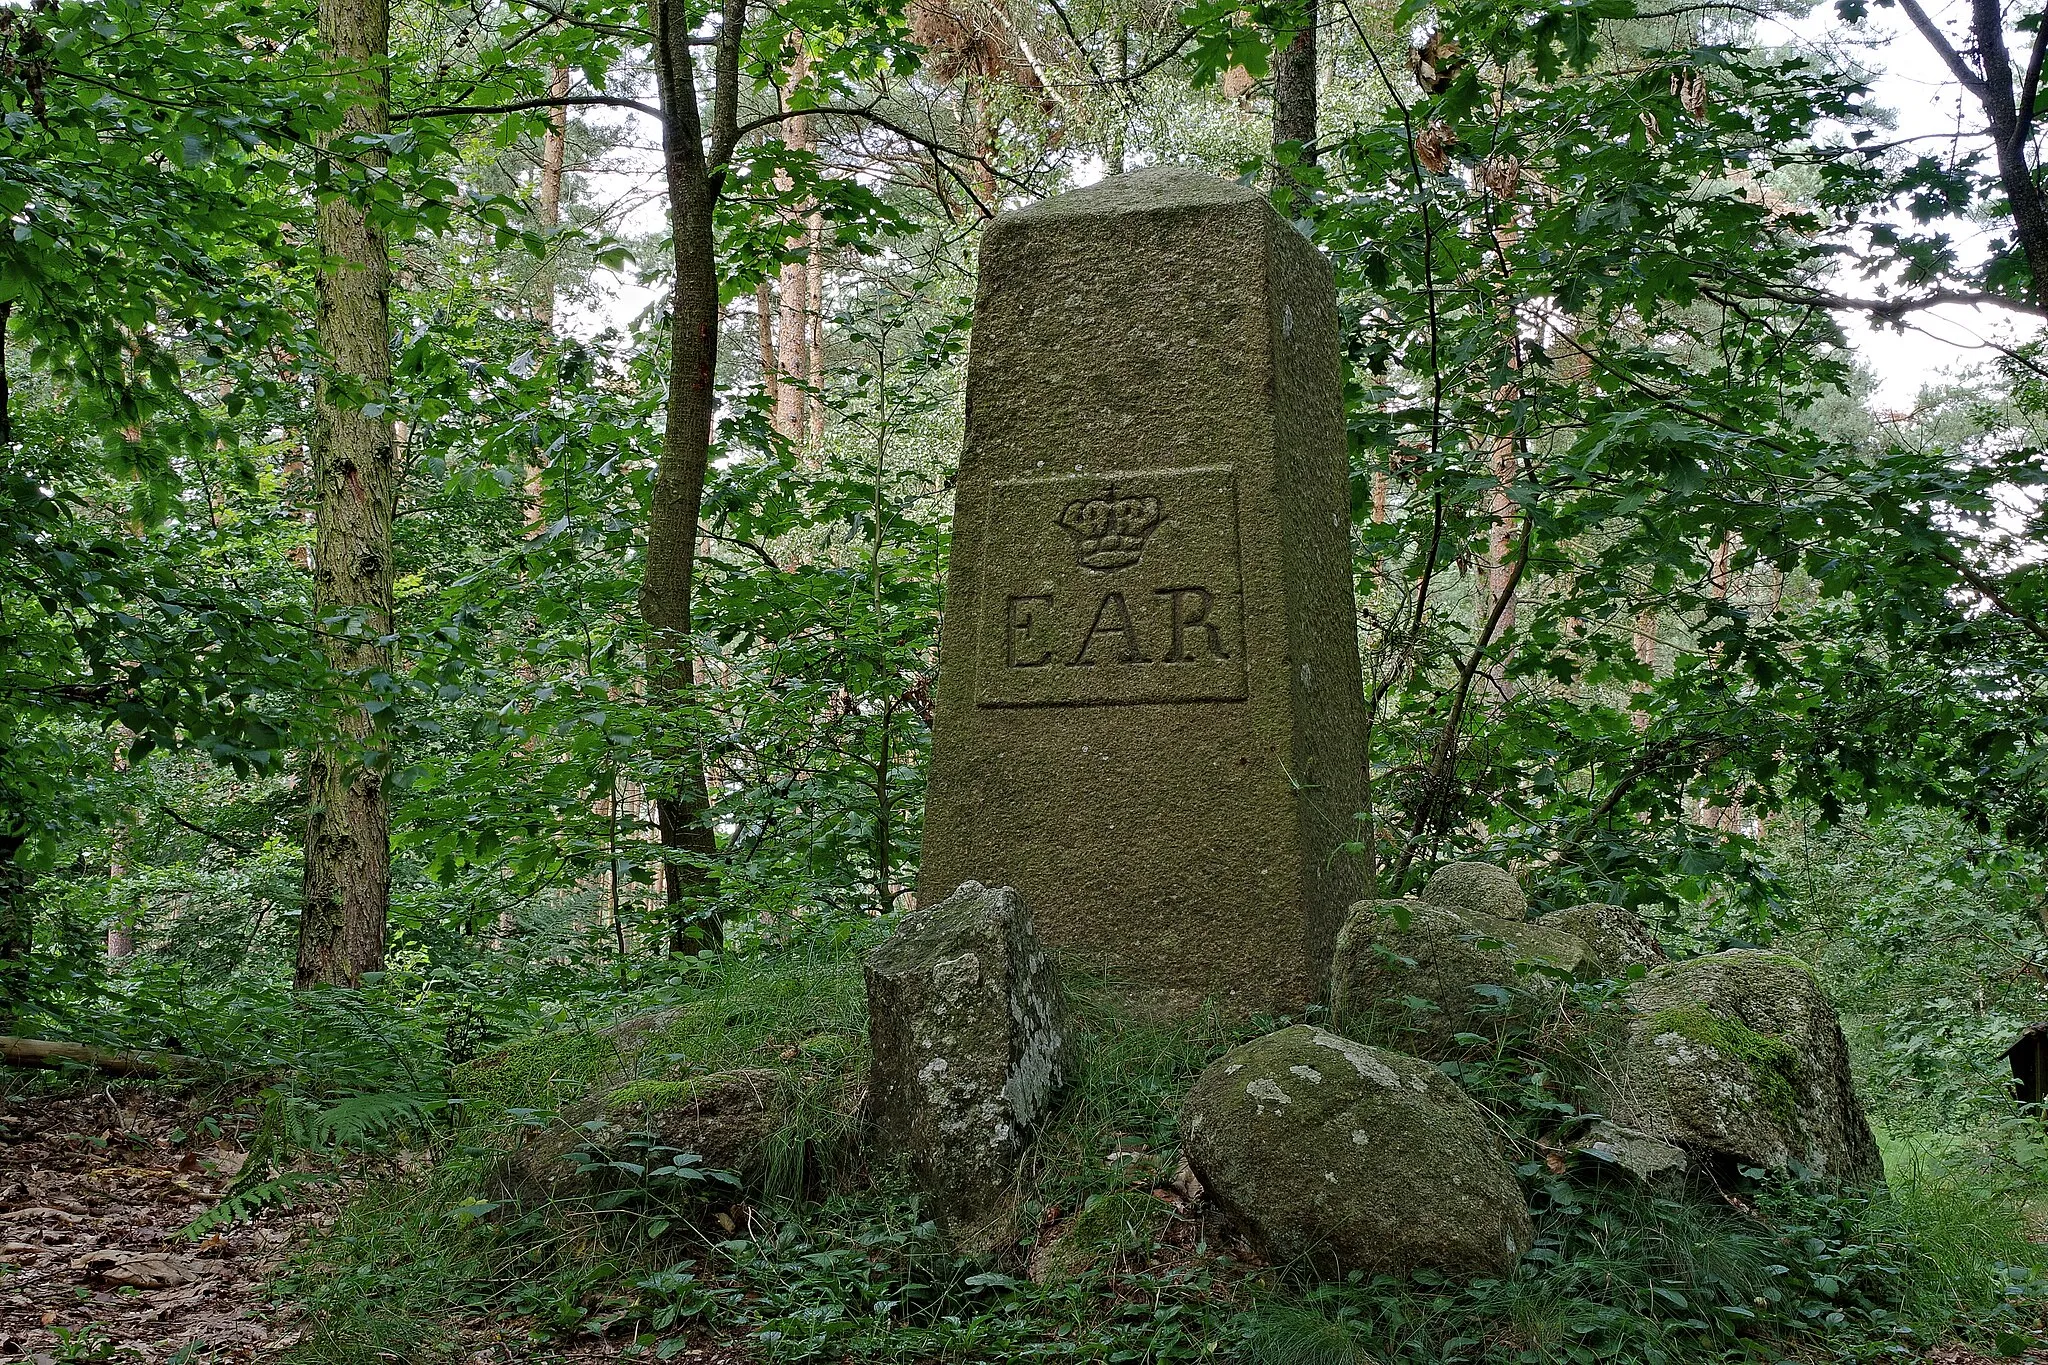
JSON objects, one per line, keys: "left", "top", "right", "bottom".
{"left": 1155, "top": 586, "right": 1230, "bottom": 661}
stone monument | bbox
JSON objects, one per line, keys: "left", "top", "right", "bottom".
{"left": 917, "top": 168, "right": 1368, "bottom": 1014}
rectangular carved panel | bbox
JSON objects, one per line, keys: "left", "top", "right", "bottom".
{"left": 975, "top": 465, "right": 1247, "bottom": 707}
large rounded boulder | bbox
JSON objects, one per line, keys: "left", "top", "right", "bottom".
{"left": 1422, "top": 861, "right": 1528, "bottom": 920}
{"left": 1330, "top": 898, "right": 1591, "bottom": 1058}
{"left": 1181, "top": 1025, "right": 1532, "bottom": 1277}
{"left": 1534, "top": 902, "right": 1666, "bottom": 976}
{"left": 1607, "top": 950, "right": 1882, "bottom": 1186}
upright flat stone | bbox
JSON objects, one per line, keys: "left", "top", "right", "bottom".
{"left": 918, "top": 168, "right": 1368, "bottom": 1014}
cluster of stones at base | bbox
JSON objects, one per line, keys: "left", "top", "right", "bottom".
{"left": 863, "top": 864, "right": 1882, "bottom": 1279}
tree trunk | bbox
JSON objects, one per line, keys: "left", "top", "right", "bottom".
{"left": 297, "top": 0, "right": 395, "bottom": 990}
{"left": 527, "top": 69, "right": 569, "bottom": 527}
{"left": 1272, "top": 0, "right": 1317, "bottom": 183}
{"left": 1108, "top": 27, "right": 1129, "bottom": 173}
{"left": 644, "top": 0, "right": 735, "bottom": 954}
{"left": 0, "top": 834, "right": 29, "bottom": 1033}
{"left": 537, "top": 66, "right": 570, "bottom": 334}
{"left": 775, "top": 106, "right": 811, "bottom": 440}
{"left": 807, "top": 208, "right": 826, "bottom": 443}
{"left": 757, "top": 280, "right": 780, "bottom": 411}
{"left": 1630, "top": 607, "right": 1657, "bottom": 733}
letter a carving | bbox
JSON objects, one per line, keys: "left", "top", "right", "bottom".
{"left": 1070, "top": 591, "right": 1151, "bottom": 666}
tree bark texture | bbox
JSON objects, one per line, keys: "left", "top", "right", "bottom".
{"left": 536, "top": 65, "right": 571, "bottom": 335}
{"left": 0, "top": 833, "right": 29, "bottom": 1031}
{"left": 757, "top": 280, "right": 780, "bottom": 410}
{"left": 807, "top": 207, "right": 826, "bottom": 442}
{"left": 297, "top": 0, "right": 395, "bottom": 990}
{"left": 644, "top": 0, "right": 744, "bottom": 953}
{"left": 774, "top": 100, "right": 812, "bottom": 440}
{"left": 1272, "top": 0, "right": 1317, "bottom": 177}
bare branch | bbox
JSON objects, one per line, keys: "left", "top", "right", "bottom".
{"left": 398, "top": 94, "right": 664, "bottom": 121}
{"left": 1897, "top": 0, "right": 1987, "bottom": 96}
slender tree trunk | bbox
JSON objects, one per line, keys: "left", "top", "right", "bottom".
{"left": 537, "top": 67, "right": 570, "bottom": 334}
{"left": 1709, "top": 531, "right": 1735, "bottom": 600}
{"left": 526, "top": 71, "right": 568, "bottom": 529}
{"left": 775, "top": 103, "right": 811, "bottom": 440}
{"left": 0, "top": 834, "right": 29, "bottom": 1033}
{"left": 644, "top": 0, "right": 739, "bottom": 954}
{"left": 0, "top": 300, "right": 12, "bottom": 448}
{"left": 297, "top": 0, "right": 395, "bottom": 990}
{"left": 757, "top": 280, "right": 780, "bottom": 411}
{"left": 1108, "top": 27, "right": 1129, "bottom": 173}
{"left": 807, "top": 208, "right": 826, "bottom": 443}
{"left": 1272, "top": 0, "right": 1317, "bottom": 185}
{"left": 1630, "top": 607, "right": 1657, "bottom": 733}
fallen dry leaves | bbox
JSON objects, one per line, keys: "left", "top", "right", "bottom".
{"left": 0, "top": 1085, "right": 323, "bottom": 1364}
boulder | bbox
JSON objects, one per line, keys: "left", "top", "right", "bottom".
{"left": 1181, "top": 1025, "right": 1532, "bottom": 1277}
{"left": 865, "top": 882, "right": 1071, "bottom": 1252}
{"left": 1422, "top": 861, "right": 1527, "bottom": 920}
{"left": 1535, "top": 903, "right": 1666, "bottom": 976}
{"left": 451, "top": 987, "right": 866, "bottom": 1204}
{"left": 1568, "top": 1119, "right": 1688, "bottom": 1184}
{"left": 1607, "top": 950, "right": 1882, "bottom": 1186}
{"left": 1330, "top": 898, "right": 1590, "bottom": 1058}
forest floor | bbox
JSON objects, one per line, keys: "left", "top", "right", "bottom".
{"left": 3, "top": 1081, "right": 2046, "bottom": 1365}
{"left": 0, "top": 1085, "right": 310, "bottom": 1363}
{"left": 0, "top": 1084, "right": 753, "bottom": 1364}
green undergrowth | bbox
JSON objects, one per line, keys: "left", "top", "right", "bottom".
{"left": 272, "top": 952, "right": 2048, "bottom": 1365}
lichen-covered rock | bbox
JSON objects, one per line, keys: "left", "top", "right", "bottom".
{"left": 1535, "top": 903, "right": 1666, "bottom": 976}
{"left": 1422, "top": 861, "right": 1527, "bottom": 920}
{"left": 1569, "top": 1120, "right": 1688, "bottom": 1184}
{"left": 1607, "top": 950, "right": 1882, "bottom": 1186}
{"left": 865, "top": 882, "right": 1071, "bottom": 1252}
{"left": 1330, "top": 898, "right": 1590, "bottom": 1058}
{"left": 1182, "top": 1026, "right": 1532, "bottom": 1277}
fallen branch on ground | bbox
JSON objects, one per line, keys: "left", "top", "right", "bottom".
{"left": 0, "top": 1036, "right": 194, "bottom": 1077}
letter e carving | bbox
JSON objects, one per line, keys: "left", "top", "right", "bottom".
{"left": 1007, "top": 595, "right": 1054, "bottom": 667}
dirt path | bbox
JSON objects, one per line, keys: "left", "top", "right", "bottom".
{"left": 0, "top": 1085, "right": 318, "bottom": 1363}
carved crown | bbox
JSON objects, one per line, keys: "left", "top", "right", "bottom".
{"left": 1057, "top": 484, "right": 1162, "bottom": 571}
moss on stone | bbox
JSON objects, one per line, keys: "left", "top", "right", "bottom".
{"left": 1644, "top": 1005, "right": 1801, "bottom": 1133}
{"left": 1032, "top": 1189, "right": 1162, "bottom": 1284}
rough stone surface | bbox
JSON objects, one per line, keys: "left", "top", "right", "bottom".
{"left": 1421, "top": 861, "right": 1528, "bottom": 920}
{"left": 865, "top": 882, "right": 1071, "bottom": 1251}
{"left": 917, "top": 168, "right": 1368, "bottom": 1015}
{"left": 1329, "top": 898, "right": 1590, "bottom": 1058}
{"left": 1608, "top": 950, "right": 1883, "bottom": 1185}
{"left": 1535, "top": 903, "right": 1666, "bottom": 975}
{"left": 1569, "top": 1120, "right": 1689, "bottom": 1184}
{"left": 1182, "top": 1025, "right": 1532, "bottom": 1276}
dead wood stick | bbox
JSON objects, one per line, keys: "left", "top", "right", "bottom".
{"left": 0, "top": 1036, "right": 191, "bottom": 1077}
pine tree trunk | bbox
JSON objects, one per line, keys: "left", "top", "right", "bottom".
{"left": 806, "top": 208, "right": 826, "bottom": 443}
{"left": 757, "top": 280, "right": 779, "bottom": 411}
{"left": 774, "top": 108, "right": 811, "bottom": 440}
{"left": 1272, "top": 0, "right": 1317, "bottom": 181}
{"left": 644, "top": 0, "right": 730, "bottom": 954}
{"left": 297, "top": 0, "right": 394, "bottom": 990}
{"left": 537, "top": 67, "right": 569, "bottom": 334}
